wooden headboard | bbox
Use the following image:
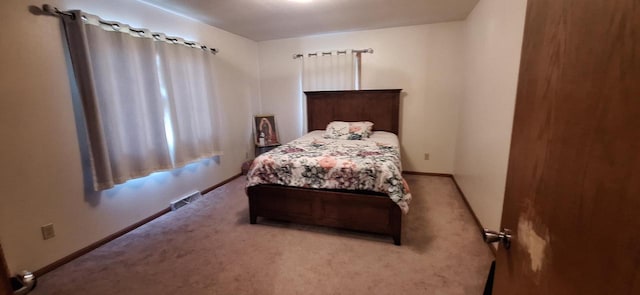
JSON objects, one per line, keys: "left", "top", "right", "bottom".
{"left": 305, "top": 89, "right": 402, "bottom": 134}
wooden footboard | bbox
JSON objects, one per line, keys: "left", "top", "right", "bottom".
{"left": 247, "top": 184, "right": 402, "bottom": 245}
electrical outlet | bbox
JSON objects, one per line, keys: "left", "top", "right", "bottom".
{"left": 424, "top": 153, "right": 430, "bottom": 160}
{"left": 41, "top": 223, "right": 55, "bottom": 240}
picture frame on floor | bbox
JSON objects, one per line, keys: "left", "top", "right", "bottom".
{"left": 253, "top": 115, "right": 279, "bottom": 146}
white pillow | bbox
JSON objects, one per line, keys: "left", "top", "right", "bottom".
{"left": 324, "top": 121, "right": 374, "bottom": 140}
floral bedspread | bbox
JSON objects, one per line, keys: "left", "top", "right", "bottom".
{"left": 246, "top": 133, "right": 412, "bottom": 214}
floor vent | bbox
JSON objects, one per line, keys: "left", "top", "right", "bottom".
{"left": 170, "top": 191, "right": 202, "bottom": 211}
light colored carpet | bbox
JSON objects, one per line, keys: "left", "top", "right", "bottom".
{"left": 33, "top": 175, "right": 494, "bottom": 295}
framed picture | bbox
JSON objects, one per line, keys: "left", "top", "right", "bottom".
{"left": 254, "top": 115, "right": 279, "bottom": 146}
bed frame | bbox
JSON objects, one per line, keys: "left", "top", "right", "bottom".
{"left": 247, "top": 89, "right": 403, "bottom": 245}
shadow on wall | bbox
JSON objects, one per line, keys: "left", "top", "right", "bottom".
{"left": 398, "top": 90, "right": 409, "bottom": 168}
{"left": 209, "top": 52, "right": 255, "bottom": 164}
{"left": 27, "top": 5, "right": 48, "bottom": 17}
{"left": 52, "top": 18, "right": 103, "bottom": 206}
{"left": 27, "top": 5, "right": 102, "bottom": 205}
{"left": 259, "top": 40, "right": 305, "bottom": 142}
{"left": 362, "top": 64, "right": 411, "bottom": 169}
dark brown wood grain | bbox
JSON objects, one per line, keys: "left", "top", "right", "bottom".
{"left": 248, "top": 89, "right": 404, "bottom": 245}
{"left": 402, "top": 171, "right": 452, "bottom": 178}
{"left": 248, "top": 185, "right": 402, "bottom": 245}
{"left": 0, "top": 244, "right": 11, "bottom": 295}
{"left": 305, "top": 89, "right": 401, "bottom": 134}
{"left": 494, "top": 0, "right": 640, "bottom": 294}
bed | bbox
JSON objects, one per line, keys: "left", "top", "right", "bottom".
{"left": 246, "top": 89, "right": 407, "bottom": 245}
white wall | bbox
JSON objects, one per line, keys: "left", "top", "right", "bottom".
{"left": 454, "top": 0, "right": 527, "bottom": 231}
{"left": 0, "top": 0, "right": 528, "bottom": 274}
{"left": 0, "top": 0, "right": 260, "bottom": 273}
{"left": 258, "top": 23, "right": 465, "bottom": 173}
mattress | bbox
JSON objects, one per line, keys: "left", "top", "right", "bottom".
{"left": 246, "top": 130, "right": 412, "bottom": 213}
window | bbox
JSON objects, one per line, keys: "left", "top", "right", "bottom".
{"left": 62, "top": 11, "right": 220, "bottom": 190}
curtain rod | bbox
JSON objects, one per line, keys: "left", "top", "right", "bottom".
{"left": 41, "top": 4, "right": 219, "bottom": 54}
{"left": 292, "top": 48, "right": 373, "bottom": 59}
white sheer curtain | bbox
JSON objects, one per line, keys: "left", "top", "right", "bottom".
{"left": 300, "top": 51, "right": 355, "bottom": 134}
{"left": 62, "top": 11, "right": 220, "bottom": 190}
{"left": 63, "top": 11, "right": 172, "bottom": 190}
{"left": 157, "top": 42, "right": 221, "bottom": 166}
{"left": 302, "top": 51, "right": 355, "bottom": 91}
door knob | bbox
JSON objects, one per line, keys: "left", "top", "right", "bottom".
{"left": 482, "top": 228, "right": 512, "bottom": 249}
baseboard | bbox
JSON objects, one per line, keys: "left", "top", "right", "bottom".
{"left": 202, "top": 173, "right": 242, "bottom": 195}
{"left": 450, "top": 175, "right": 497, "bottom": 256}
{"left": 403, "top": 171, "right": 496, "bottom": 256}
{"left": 34, "top": 173, "right": 243, "bottom": 278}
{"left": 402, "top": 171, "right": 452, "bottom": 177}
{"left": 33, "top": 207, "right": 170, "bottom": 278}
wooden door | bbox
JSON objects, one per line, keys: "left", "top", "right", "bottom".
{"left": 493, "top": 0, "right": 640, "bottom": 294}
{"left": 0, "top": 244, "right": 11, "bottom": 295}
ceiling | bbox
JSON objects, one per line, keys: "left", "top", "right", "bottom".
{"left": 141, "top": 0, "right": 480, "bottom": 41}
